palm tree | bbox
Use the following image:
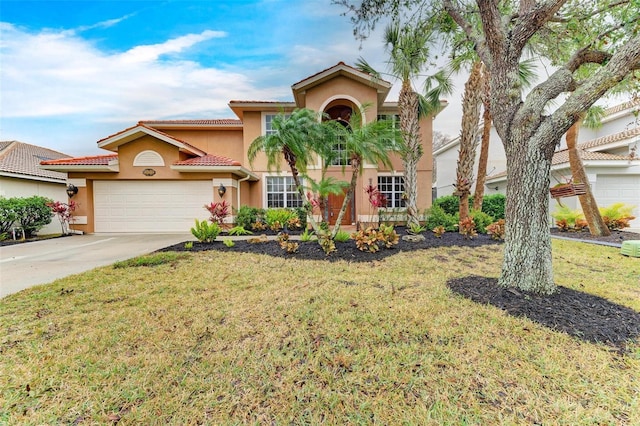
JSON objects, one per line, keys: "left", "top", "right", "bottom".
{"left": 247, "top": 108, "right": 325, "bottom": 232}
{"left": 356, "top": 21, "right": 446, "bottom": 229}
{"left": 327, "top": 106, "right": 404, "bottom": 238}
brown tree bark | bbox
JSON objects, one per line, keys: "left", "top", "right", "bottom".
{"left": 565, "top": 119, "right": 611, "bottom": 236}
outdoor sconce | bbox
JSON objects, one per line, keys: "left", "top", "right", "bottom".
{"left": 66, "top": 184, "right": 78, "bottom": 198}
{"left": 218, "top": 183, "right": 226, "bottom": 198}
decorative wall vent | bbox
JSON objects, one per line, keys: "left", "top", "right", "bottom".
{"left": 133, "top": 150, "right": 165, "bottom": 167}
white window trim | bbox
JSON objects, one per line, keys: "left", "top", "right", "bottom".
{"left": 377, "top": 173, "right": 407, "bottom": 210}
{"left": 263, "top": 173, "right": 305, "bottom": 209}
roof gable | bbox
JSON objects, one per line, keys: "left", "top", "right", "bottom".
{"left": 97, "top": 123, "right": 206, "bottom": 156}
{"left": 291, "top": 62, "right": 392, "bottom": 107}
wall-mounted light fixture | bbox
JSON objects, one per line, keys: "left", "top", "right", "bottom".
{"left": 66, "top": 184, "right": 78, "bottom": 198}
{"left": 218, "top": 183, "right": 226, "bottom": 198}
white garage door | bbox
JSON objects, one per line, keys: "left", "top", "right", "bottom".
{"left": 94, "top": 181, "right": 213, "bottom": 232}
{"left": 593, "top": 175, "right": 640, "bottom": 228}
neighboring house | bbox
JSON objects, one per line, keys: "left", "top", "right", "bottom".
{"left": 433, "top": 99, "right": 640, "bottom": 229}
{"left": 40, "top": 62, "right": 446, "bottom": 233}
{"left": 0, "top": 141, "right": 71, "bottom": 235}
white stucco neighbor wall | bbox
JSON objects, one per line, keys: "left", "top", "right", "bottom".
{"left": 0, "top": 176, "right": 68, "bottom": 235}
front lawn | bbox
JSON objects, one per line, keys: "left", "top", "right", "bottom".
{"left": 1, "top": 239, "right": 639, "bottom": 424}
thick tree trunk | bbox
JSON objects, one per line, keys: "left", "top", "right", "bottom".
{"left": 499, "top": 137, "right": 556, "bottom": 295}
{"left": 565, "top": 121, "right": 611, "bottom": 236}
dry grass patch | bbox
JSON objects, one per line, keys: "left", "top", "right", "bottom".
{"left": 1, "top": 241, "right": 639, "bottom": 424}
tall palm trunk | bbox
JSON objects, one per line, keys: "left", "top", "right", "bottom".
{"left": 284, "top": 146, "right": 323, "bottom": 234}
{"left": 473, "top": 65, "right": 491, "bottom": 211}
{"left": 398, "top": 79, "right": 421, "bottom": 229}
{"left": 331, "top": 156, "right": 360, "bottom": 238}
{"left": 455, "top": 61, "right": 483, "bottom": 221}
{"left": 565, "top": 119, "right": 610, "bottom": 236}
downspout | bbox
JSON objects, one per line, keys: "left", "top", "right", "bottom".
{"left": 236, "top": 174, "right": 251, "bottom": 212}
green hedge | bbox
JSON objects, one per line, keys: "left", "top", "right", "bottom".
{"left": 0, "top": 196, "right": 53, "bottom": 238}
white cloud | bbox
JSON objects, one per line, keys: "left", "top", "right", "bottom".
{"left": 119, "top": 30, "right": 227, "bottom": 64}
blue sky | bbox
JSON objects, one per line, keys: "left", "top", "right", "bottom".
{"left": 1, "top": 0, "right": 464, "bottom": 156}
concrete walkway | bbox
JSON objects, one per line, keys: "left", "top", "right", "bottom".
{"left": 0, "top": 233, "right": 189, "bottom": 299}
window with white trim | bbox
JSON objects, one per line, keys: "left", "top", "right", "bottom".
{"left": 266, "top": 176, "right": 304, "bottom": 208}
{"left": 329, "top": 136, "right": 349, "bottom": 166}
{"left": 378, "top": 175, "right": 406, "bottom": 208}
{"left": 264, "top": 113, "right": 290, "bottom": 136}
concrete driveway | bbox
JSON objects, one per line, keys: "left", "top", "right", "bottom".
{"left": 0, "top": 233, "right": 189, "bottom": 299}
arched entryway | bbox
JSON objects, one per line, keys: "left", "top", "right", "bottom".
{"left": 324, "top": 103, "right": 355, "bottom": 226}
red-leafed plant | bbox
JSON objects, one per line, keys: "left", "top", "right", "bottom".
{"left": 47, "top": 200, "right": 77, "bottom": 235}
{"left": 365, "top": 182, "right": 388, "bottom": 224}
{"left": 205, "top": 200, "right": 230, "bottom": 226}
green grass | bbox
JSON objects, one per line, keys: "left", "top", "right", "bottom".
{"left": 1, "top": 240, "right": 639, "bottom": 424}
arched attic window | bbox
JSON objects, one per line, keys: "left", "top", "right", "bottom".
{"left": 133, "top": 150, "right": 165, "bottom": 167}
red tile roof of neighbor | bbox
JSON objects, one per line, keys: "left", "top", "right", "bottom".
{"left": 173, "top": 154, "right": 242, "bottom": 166}
{"left": 0, "top": 141, "right": 70, "bottom": 181}
{"left": 579, "top": 127, "right": 640, "bottom": 150}
{"left": 95, "top": 123, "right": 204, "bottom": 155}
{"left": 603, "top": 98, "right": 640, "bottom": 116}
{"left": 140, "top": 119, "right": 243, "bottom": 126}
{"left": 40, "top": 154, "right": 118, "bottom": 166}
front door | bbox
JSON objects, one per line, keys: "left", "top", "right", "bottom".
{"left": 327, "top": 191, "right": 353, "bottom": 225}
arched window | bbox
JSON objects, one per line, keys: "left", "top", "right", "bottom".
{"left": 133, "top": 150, "right": 165, "bottom": 167}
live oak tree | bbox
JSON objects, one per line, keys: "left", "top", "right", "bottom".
{"left": 337, "top": 0, "right": 640, "bottom": 294}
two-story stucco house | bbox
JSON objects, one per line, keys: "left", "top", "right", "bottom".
{"left": 434, "top": 99, "right": 640, "bottom": 229}
{"left": 40, "top": 62, "right": 445, "bottom": 233}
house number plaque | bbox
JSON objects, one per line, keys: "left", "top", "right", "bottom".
{"left": 143, "top": 168, "right": 156, "bottom": 176}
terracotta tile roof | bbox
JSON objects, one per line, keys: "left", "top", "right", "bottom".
{"left": 578, "top": 127, "right": 640, "bottom": 150}
{"left": 552, "top": 149, "right": 630, "bottom": 164}
{"left": 228, "top": 100, "right": 289, "bottom": 104}
{"left": 291, "top": 61, "right": 389, "bottom": 87}
{"left": 140, "top": 119, "right": 243, "bottom": 126}
{"left": 40, "top": 154, "right": 118, "bottom": 166}
{"left": 173, "top": 154, "right": 241, "bottom": 166}
{"left": 0, "top": 140, "right": 70, "bottom": 181}
{"left": 603, "top": 98, "right": 640, "bottom": 116}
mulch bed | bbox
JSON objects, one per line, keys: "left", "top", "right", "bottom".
{"left": 448, "top": 276, "right": 640, "bottom": 352}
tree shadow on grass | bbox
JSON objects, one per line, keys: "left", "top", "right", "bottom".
{"left": 448, "top": 276, "right": 640, "bottom": 352}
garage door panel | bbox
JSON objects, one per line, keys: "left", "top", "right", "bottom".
{"left": 94, "top": 181, "right": 212, "bottom": 233}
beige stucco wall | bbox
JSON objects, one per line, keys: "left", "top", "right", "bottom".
{"left": 160, "top": 129, "right": 245, "bottom": 162}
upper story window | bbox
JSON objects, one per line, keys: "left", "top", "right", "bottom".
{"left": 378, "top": 175, "right": 406, "bottom": 208}
{"left": 329, "top": 136, "right": 350, "bottom": 166}
{"left": 264, "top": 113, "right": 290, "bottom": 136}
{"left": 266, "top": 176, "right": 304, "bottom": 208}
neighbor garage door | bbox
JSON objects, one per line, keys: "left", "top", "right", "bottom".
{"left": 94, "top": 180, "right": 213, "bottom": 232}
{"left": 593, "top": 174, "right": 640, "bottom": 228}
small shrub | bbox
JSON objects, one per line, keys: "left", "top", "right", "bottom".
{"left": 265, "top": 208, "right": 297, "bottom": 230}
{"left": 551, "top": 206, "right": 584, "bottom": 231}
{"left": 481, "top": 194, "right": 506, "bottom": 220}
{"left": 486, "top": 219, "right": 505, "bottom": 240}
{"left": 318, "top": 234, "right": 336, "bottom": 255}
{"left": 599, "top": 203, "right": 636, "bottom": 231}
{"left": 228, "top": 226, "right": 253, "bottom": 236}
{"left": 299, "top": 229, "right": 317, "bottom": 242}
{"left": 433, "top": 195, "right": 461, "bottom": 216}
{"left": 425, "top": 205, "right": 458, "bottom": 232}
{"left": 190, "top": 219, "right": 221, "bottom": 243}
{"left": 352, "top": 224, "right": 399, "bottom": 253}
{"left": 432, "top": 225, "right": 446, "bottom": 238}
{"left": 459, "top": 217, "right": 477, "bottom": 239}
{"left": 13, "top": 196, "right": 53, "bottom": 237}
{"left": 223, "top": 239, "right": 235, "bottom": 247}
{"left": 407, "top": 222, "right": 427, "bottom": 235}
{"left": 334, "top": 229, "right": 351, "bottom": 242}
{"left": 184, "top": 241, "right": 194, "bottom": 250}
{"left": 0, "top": 197, "right": 18, "bottom": 235}
{"left": 47, "top": 200, "right": 77, "bottom": 235}
{"left": 252, "top": 221, "right": 267, "bottom": 231}
{"left": 277, "top": 234, "right": 299, "bottom": 254}
{"left": 470, "top": 209, "right": 493, "bottom": 234}
{"left": 205, "top": 200, "right": 230, "bottom": 226}
{"left": 236, "top": 206, "right": 265, "bottom": 229}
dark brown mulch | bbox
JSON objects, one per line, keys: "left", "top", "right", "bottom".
{"left": 448, "top": 276, "right": 640, "bottom": 352}
{"left": 157, "top": 229, "right": 503, "bottom": 262}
